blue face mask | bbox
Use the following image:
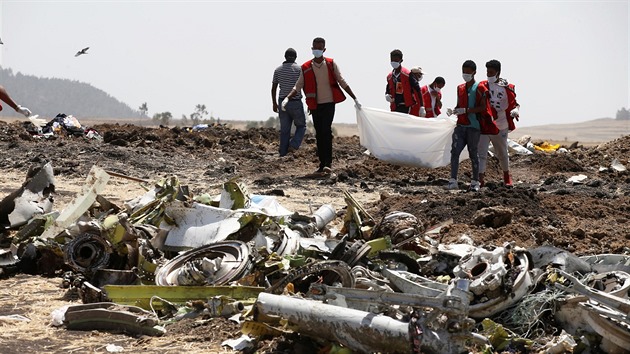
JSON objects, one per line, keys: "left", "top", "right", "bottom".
{"left": 312, "top": 49, "right": 324, "bottom": 58}
{"left": 391, "top": 61, "right": 401, "bottom": 69}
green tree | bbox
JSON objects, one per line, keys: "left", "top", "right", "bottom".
{"left": 616, "top": 107, "right": 630, "bottom": 120}
{"left": 139, "top": 102, "right": 149, "bottom": 117}
{"left": 190, "top": 104, "right": 208, "bottom": 125}
{"left": 152, "top": 112, "right": 172, "bottom": 126}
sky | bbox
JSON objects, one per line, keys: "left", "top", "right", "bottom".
{"left": 0, "top": 0, "right": 628, "bottom": 128}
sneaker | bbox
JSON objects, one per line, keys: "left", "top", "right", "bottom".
{"left": 469, "top": 180, "right": 480, "bottom": 192}
{"left": 322, "top": 166, "right": 332, "bottom": 175}
{"left": 447, "top": 178, "right": 458, "bottom": 190}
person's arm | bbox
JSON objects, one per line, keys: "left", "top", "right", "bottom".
{"left": 0, "top": 85, "right": 20, "bottom": 111}
{"left": 466, "top": 87, "right": 488, "bottom": 114}
{"left": 332, "top": 61, "right": 357, "bottom": 100}
{"left": 0, "top": 85, "right": 31, "bottom": 116}
{"left": 271, "top": 82, "right": 279, "bottom": 113}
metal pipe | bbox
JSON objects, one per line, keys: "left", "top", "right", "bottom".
{"left": 256, "top": 292, "right": 409, "bottom": 353}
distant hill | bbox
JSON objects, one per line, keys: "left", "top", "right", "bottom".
{"left": 0, "top": 67, "right": 142, "bottom": 119}
{"left": 329, "top": 118, "right": 630, "bottom": 143}
{"left": 514, "top": 118, "right": 630, "bottom": 143}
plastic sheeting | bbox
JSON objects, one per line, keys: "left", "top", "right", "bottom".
{"left": 356, "top": 107, "right": 467, "bottom": 168}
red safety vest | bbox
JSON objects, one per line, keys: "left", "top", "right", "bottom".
{"left": 302, "top": 57, "right": 346, "bottom": 110}
{"left": 418, "top": 86, "right": 442, "bottom": 118}
{"left": 480, "top": 81, "right": 519, "bottom": 131}
{"left": 456, "top": 82, "right": 498, "bottom": 135}
{"left": 387, "top": 67, "right": 415, "bottom": 111}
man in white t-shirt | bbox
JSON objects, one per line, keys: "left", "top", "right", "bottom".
{"left": 478, "top": 59, "right": 520, "bottom": 187}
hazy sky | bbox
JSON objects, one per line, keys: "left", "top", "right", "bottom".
{"left": 1, "top": 0, "right": 628, "bottom": 128}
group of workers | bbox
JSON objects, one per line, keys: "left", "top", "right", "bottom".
{"left": 271, "top": 37, "right": 520, "bottom": 189}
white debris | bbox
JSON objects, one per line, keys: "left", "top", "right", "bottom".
{"left": 222, "top": 334, "right": 254, "bottom": 350}
{"left": 611, "top": 159, "right": 627, "bottom": 172}
{"left": 566, "top": 174, "right": 588, "bottom": 184}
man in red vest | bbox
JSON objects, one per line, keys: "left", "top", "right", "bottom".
{"left": 418, "top": 76, "right": 445, "bottom": 118}
{"left": 448, "top": 60, "right": 496, "bottom": 192}
{"left": 385, "top": 50, "right": 424, "bottom": 116}
{"left": 0, "top": 85, "right": 32, "bottom": 117}
{"left": 283, "top": 37, "right": 360, "bottom": 175}
{"left": 478, "top": 59, "right": 520, "bottom": 187}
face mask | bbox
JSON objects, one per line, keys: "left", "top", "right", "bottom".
{"left": 487, "top": 74, "right": 497, "bottom": 83}
{"left": 312, "top": 49, "right": 324, "bottom": 58}
{"left": 462, "top": 73, "right": 473, "bottom": 82}
{"left": 416, "top": 75, "right": 423, "bottom": 82}
{"left": 433, "top": 86, "right": 441, "bottom": 92}
{"left": 391, "top": 61, "right": 400, "bottom": 69}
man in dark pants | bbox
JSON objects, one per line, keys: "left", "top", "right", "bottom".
{"left": 271, "top": 48, "right": 306, "bottom": 156}
{"left": 283, "top": 37, "right": 360, "bottom": 175}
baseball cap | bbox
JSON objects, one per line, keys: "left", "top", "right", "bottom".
{"left": 411, "top": 67, "right": 424, "bottom": 74}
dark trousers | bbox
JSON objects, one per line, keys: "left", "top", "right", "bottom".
{"left": 394, "top": 105, "right": 410, "bottom": 114}
{"left": 311, "top": 102, "right": 336, "bottom": 169}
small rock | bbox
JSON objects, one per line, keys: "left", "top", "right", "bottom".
{"left": 472, "top": 206, "right": 514, "bottom": 228}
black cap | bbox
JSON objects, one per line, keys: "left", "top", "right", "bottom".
{"left": 284, "top": 48, "right": 297, "bottom": 60}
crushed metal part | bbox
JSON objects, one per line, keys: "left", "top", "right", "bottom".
{"left": 154, "top": 240, "right": 251, "bottom": 286}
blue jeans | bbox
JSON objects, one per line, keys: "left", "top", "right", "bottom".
{"left": 450, "top": 125, "right": 480, "bottom": 180}
{"left": 278, "top": 99, "right": 306, "bottom": 156}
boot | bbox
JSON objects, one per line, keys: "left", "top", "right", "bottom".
{"left": 478, "top": 173, "right": 485, "bottom": 188}
{"left": 503, "top": 171, "right": 513, "bottom": 187}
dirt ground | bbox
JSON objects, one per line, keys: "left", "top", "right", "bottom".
{"left": 0, "top": 119, "right": 629, "bottom": 353}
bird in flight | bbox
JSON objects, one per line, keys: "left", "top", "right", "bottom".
{"left": 75, "top": 47, "right": 89, "bottom": 57}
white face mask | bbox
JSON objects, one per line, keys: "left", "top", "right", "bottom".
{"left": 416, "top": 75, "right": 423, "bottom": 82}
{"left": 487, "top": 74, "right": 497, "bottom": 83}
{"left": 391, "top": 61, "right": 400, "bottom": 69}
{"left": 462, "top": 73, "right": 473, "bottom": 82}
{"left": 433, "top": 86, "right": 441, "bottom": 92}
{"left": 312, "top": 49, "right": 324, "bottom": 58}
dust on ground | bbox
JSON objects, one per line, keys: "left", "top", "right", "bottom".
{"left": 0, "top": 119, "right": 629, "bottom": 353}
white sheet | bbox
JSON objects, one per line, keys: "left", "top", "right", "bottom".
{"left": 356, "top": 107, "right": 467, "bottom": 168}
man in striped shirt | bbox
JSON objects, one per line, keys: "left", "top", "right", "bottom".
{"left": 271, "top": 48, "right": 306, "bottom": 157}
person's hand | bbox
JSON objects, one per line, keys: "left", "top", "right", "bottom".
{"left": 281, "top": 97, "right": 289, "bottom": 111}
{"left": 510, "top": 107, "right": 520, "bottom": 120}
{"left": 273, "top": 102, "right": 279, "bottom": 113}
{"left": 385, "top": 94, "right": 393, "bottom": 103}
{"left": 446, "top": 108, "right": 453, "bottom": 116}
{"left": 419, "top": 107, "right": 426, "bottom": 117}
{"left": 354, "top": 98, "right": 362, "bottom": 110}
{"left": 17, "top": 105, "right": 32, "bottom": 117}
{"left": 453, "top": 108, "right": 466, "bottom": 115}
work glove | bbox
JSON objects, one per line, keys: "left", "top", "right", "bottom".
{"left": 281, "top": 97, "right": 289, "bottom": 111}
{"left": 453, "top": 108, "right": 466, "bottom": 115}
{"left": 17, "top": 105, "right": 32, "bottom": 117}
{"left": 510, "top": 107, "right": 520, "bottom": 120}
{"left": 385, "top": 94, "right": 393, "bottom": 103}
{"left": 419, "top": 107, "right": 426, "bottom": 117}
{"left": 354, "top": 99, "right": 362, "bottom": 110}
